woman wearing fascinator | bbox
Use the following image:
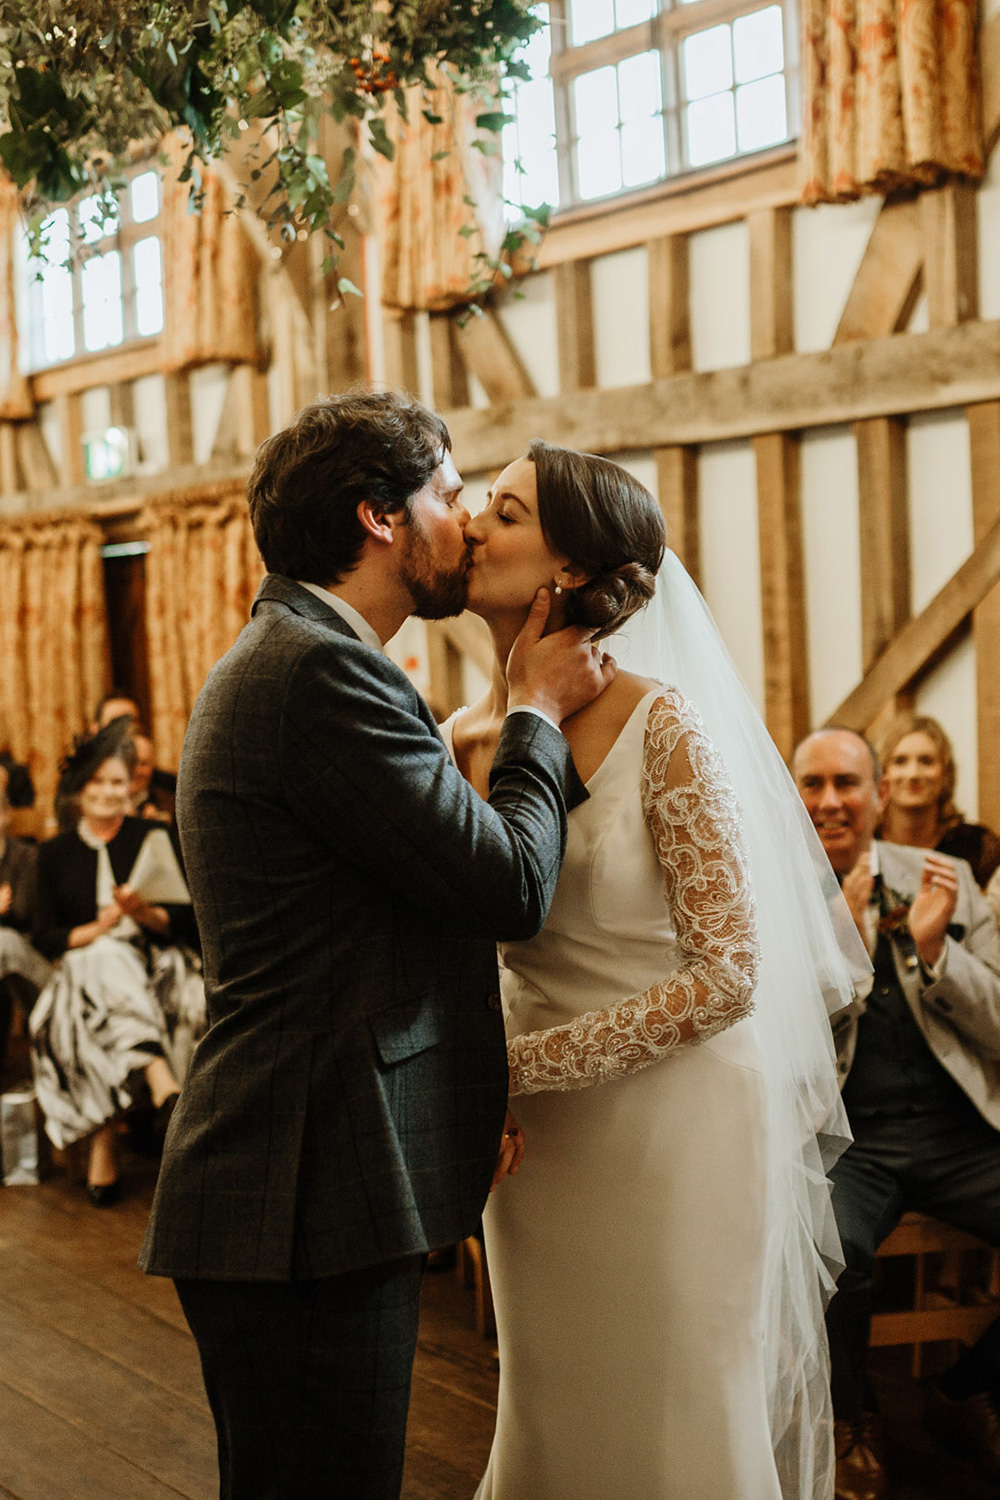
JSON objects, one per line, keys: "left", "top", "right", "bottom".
{"left": 29, "top": 718, "right": 203, "bottom": 1205}
{"left": 441, "top": 441, "right": 870, "bottom": 1500}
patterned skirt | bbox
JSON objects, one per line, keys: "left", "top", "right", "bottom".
{"left": 29, "top": 934, "right": 204, "bottom": 1149}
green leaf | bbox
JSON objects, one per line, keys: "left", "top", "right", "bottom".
{"left": 422, "top": 110, "right": 444, "bottom": 125}
{"left": 430, "top": 149, "right": 450, "bottom": 162}
{"left": 368, "top": 116, "right": 395, "bottom": 162}
{"left": 457, "top": 223, "right": 476, "bottom": 238}
{"left": 337, "top": 276, "right": 363, "bottom": 298}
{"left": 475, "top": 110, "right": 512, "bottom": 132}
{"left": 470, "top": 137, "right": 499, "bottom": 156}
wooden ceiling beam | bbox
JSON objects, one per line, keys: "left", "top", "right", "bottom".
{"left": 833, "top": 200, "right": 924, "bottom": 345}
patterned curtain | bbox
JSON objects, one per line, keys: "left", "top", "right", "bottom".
{"left": 801, "top": 0, "right": 984, "bottom": 203}
{"left": 141, "top": 484, "right": 264, "bottom": 771}
{"left": 376, "top": 74, "right": 504, "bottom": 311}
{"left": 0, "top": 176, "right": 33, "bottom": 420}
{"left": 0, "top": 517, "right": 109, "bottom": 820}
{"left": 160, "top": 132, "right": 262, "bottom": 373}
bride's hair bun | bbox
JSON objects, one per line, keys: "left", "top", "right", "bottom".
{"left": 527, "top": 441, "right": 666, "bottom": 642}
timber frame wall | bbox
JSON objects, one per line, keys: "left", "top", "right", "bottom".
{"left": 3, "top": 17, "right": 1000, "bottom": 820}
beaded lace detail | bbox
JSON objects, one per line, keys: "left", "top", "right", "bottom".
{"left": 507, "top": 690, "right": 760, "bottom": 1095}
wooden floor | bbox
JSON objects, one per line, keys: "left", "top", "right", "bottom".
{"left": 0, "top": 1130, "right": 997, "bottom": 1498}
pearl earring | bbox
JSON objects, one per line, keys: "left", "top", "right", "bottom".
{"left": 553, "top": 581, "right": 563, "bottom": 595}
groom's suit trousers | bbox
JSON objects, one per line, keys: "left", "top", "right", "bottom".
{"left": 176, "top": 1255, "right": 425, "bottom": 1500}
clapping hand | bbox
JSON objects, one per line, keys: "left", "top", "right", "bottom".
{"left": 491, "top": 1108, "right": 526, "bottom": 1191}
{"left": 907, "top": 852, "right": 958, "bottom": 969}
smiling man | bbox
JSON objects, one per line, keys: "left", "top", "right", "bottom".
{"left": 793, "top": 727, "right": 1000, "bottom": 1500}
{"left": 140, "top": 389, "right": 615, "bottom": 1500}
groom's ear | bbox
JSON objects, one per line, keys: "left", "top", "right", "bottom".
{"left": 357, "top": 500, "right": 396, "bottom": 547}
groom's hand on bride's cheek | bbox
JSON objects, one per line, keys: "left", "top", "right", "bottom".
{"left": 507, "top": 589, "right": 617, "bottom": 726}
{"left": 491, "top": 1109, "right": 526, "bottom": 1190}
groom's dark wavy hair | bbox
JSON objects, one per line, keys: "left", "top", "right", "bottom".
{"left": 248, "top": 389, "right": 451, "bottom": 583}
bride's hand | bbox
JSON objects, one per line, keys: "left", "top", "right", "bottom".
{"left": 491, "top": 1108, "right": 526, "bottom": 1191}
{"left": 507, "top": 589, "right": 616, "bottom": 726}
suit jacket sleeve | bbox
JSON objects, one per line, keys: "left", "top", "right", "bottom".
{"left": 918, "top": 863, "right": 1000, "bottom": 1060}
{"left": 280, "top": 636, "right": 585, "bottom": 942}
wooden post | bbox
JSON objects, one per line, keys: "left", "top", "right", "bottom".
{"left": 655, "top": 446, "right": 699, "bottom": 586}
{"left": 647, "top": 235, "right": 690, "bottom": 379}
{"left": 753, "top": 432, "right": 809, "bottom": 758}
{"left": 834, "top": 200, "right": 924, "bottom": 344}
{"left": 748, "top": 207, "right": 793, "bottom": 360}
{"left": 0, "top": 423, "right": 19, "bottom": 494}
{"left": 854, "top": 417, "right": 910, "bottom": 674}
{"left": 163, "top": 372, "right": 194, "bottom": 468}
{"left": 922, "top": 183, "right": 979, "bottom": 328}
{"left": 554, "top": 260, "right": 596, "bottom": 391}
{"left": 455, "top": 309, "right": 535, "bottom": 403}
{"left": 968, "top": 400, "right": 1000, "bottom": 828}
{"left": 426, "top": 623, "right": 465, "bottom": 718}
{"left": 54, "top": 392, "right": 85, "bottom": 487}
{"left": 382, "top": 308, "right": 421, "bottom": 396}
{"left": 429, "top": 315, "right": 470, "bottom": 411}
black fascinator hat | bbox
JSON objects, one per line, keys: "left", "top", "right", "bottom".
{"left": 57, "top": 715, "right": 137, "bottom": 801}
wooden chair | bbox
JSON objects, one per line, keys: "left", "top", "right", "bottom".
{"left": 871, "top": 1212, "right": 1000, "bottom": 1377}
{"left": 458, "top": 1235, "right": 496, "bottom": 1339}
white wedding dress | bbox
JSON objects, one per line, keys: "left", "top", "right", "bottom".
{"left": 442, "top": 686, "right": 785, "bottom": 1500}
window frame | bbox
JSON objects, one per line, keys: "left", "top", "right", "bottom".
{"left": 21, "top": 162, "right": 166, "bottom": 376}
{"left": 517, "top": 0, "right": 799, "bottom": 218}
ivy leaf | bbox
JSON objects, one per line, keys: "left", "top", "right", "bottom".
{"left": 337, "top": 276, "right": 363, "bottom": 297}
{"left": 471, "top": 137, "right": 499, "bottom": 155}
{"left": 368, "top": 115, "right": 395, "bottom": 161}
{"left": 422, "top": 110, "right": 444, "bottom": 125}
{"left": 457, "top": 223, "right": 476, "bottom": 238}
{"left": 475, "top": 111, "right": 512, "bottom": 132}
{"left": 430, "top": 149, "right": 450, "bottom": 162}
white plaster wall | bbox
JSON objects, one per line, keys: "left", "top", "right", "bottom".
{"left": 906, "top": 410, "right": 973, "bottom": 614}
{"left": 792, "top": 198, "right": 881, "bottom": 352}
{"left": 688, "top": 221, "right": 751, "bottom": 371}
{"left": 613, "top": 450, "right": 658, "bottom": 498}
{"left": 38, "top": 401, "right": 61, "bottom": 473}
{"left": 591, "top": 247, "right": 651, "bottom": 387}
{"left": 697, "top": 441, "right": 765, "bottom": 710}
{"left": 80, "top": 387, "right": 112, "bottom": 435}
{"left": 495, "top": 272, "right": 561, "bottom": 398}
{"left": 133, "top": 374, "right": 169, "bottom": 473}
{"left": 189, "top": 364, "right": 231, "bottom": 466}
{"left": 799, "top": 426, "right": 863, "bottom": 723}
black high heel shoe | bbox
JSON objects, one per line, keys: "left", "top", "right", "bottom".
{"left": 86, "top": 1180, "right": 121, "bottom": 1207}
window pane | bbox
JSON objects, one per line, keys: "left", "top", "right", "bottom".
{"left": 520, "top": 18, "right": 552, "bottom": 79}
{"left": 618, "top": 51, "right": 662, "bottom": 123}
{"left": 39, "top": 210, "right": 74, "bottom": 364}
{"left": 81, "top": 250, "right": 124, "bottom": 352}
{"left": 503, "top": 8, "right": 559, "bottom": 217}
{"left": 621, "top": 116, "right": 666, "bottom": 185}
{"left": 681, "top": 25, "right": 733, "bottom": 102}
{"left": 576, "top": 129, "right": 622, "bottom": 198}
{"left": 615, "top": 0, "right": 655, "bottom": 28}
{"left": 130, "top": 170, "right": 160, "bottom": 224}
{"left": 735, "top": 74, "right": 787, "bottom": 150}
{"left": 79, "top": 193, "right": 118, "bottom": 245}
{"left": 686, "top": 91, "right": 736, "bottom": 165}
{"left": 733, "top": 7, "right": 784, "bottom": 84}
{"left": 570, "top": 0, "right": 616, "bottom": 45}
{"left": 574, "top": 66, "right": 620, "bottom": 131}
{"left": 134, "top": 236, "right": 164, "bottom": 336}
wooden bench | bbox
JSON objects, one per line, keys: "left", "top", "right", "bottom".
{"left": 871, "top": 1212, "right": 1000, "bottom": 1376}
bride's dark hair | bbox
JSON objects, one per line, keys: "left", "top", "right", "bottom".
{"left": 527, "top": 440, "right": 665, "bottom": 641}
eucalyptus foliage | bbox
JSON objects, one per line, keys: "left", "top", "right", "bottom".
{"left": 0, "top": 0, "right": 547, "bottom": 289}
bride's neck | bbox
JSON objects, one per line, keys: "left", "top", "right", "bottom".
{"left": 483, "top": 615, "right": 522, "bottom": 719}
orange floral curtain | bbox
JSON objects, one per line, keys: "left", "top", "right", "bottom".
{"left": 0, "top": 176, "right": 33, "bottom": 420}
{"left": 141, "top": 484, "right": 264, "bottom": 770}
{"left": 161, "top": 132, "right": 262, "bottom": 373}
{"left": 0, "top": 516, "right": 110, "bottom": 821}
{"left": 802, "top": 0, "right": 984, "bottom": 203}
{"left": 375, "top": 75, "right": 504, "bottom": 311}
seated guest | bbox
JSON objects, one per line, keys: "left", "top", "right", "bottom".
{"left": 879, "top": 713, "right": 1000, "bottom": 889}
{"left": 30, "top": 720, "right": 203, "bottom": 1206}
{"left": 131, "top": 733, "right": 172, "bottom": 823}
{"left": 0, "top": 710, "right": 35, "bottom": 810}
{"left": 792, "top": 727, "right": 1000, "bottom": 1500}
{"left": 94, "top": 694, "right": 178, "bottom": 823}
{"left": 92, "top": 689, "right": 141, "bottom": 734}
{"left": 0, "top": 768, "right": 51, "bottom": 1064}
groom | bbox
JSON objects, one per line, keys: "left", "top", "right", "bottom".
{"left": 140, "top": 390, "right": 613, "bottom": 1500}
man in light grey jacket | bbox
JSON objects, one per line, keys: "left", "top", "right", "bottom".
{"left": 793, "top": 727, "right": 1000, "bottom": 1500}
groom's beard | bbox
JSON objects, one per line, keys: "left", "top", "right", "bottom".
{"left": 400, "top": 515, "right": 471, "bottom": 620}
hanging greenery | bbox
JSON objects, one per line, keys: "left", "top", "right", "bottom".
{"left": 0, "top": 0, "right": 547, "bottom": 289}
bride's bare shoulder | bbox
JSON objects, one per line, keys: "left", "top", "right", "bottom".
{"left": 611, "top": 670, "right": 665, "bottom": 713}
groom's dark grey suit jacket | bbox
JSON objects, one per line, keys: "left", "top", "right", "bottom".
{"left": 140, "top": 574, "right": 584, "bottom": 1282}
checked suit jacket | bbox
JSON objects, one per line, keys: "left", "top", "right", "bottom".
{"left": 140, "top": 574, "right": 585, "bottom": 1282}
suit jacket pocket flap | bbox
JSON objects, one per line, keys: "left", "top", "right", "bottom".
{"left": 369, "top": 996, "right": 443, "bottom": 1066}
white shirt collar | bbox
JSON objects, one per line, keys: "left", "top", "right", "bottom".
{"left": 295, "top": 581, "right": 383, "bottom": 653}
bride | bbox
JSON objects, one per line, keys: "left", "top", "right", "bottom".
{"left": 442, "top": 441, "right": 868, "bottom": 1500}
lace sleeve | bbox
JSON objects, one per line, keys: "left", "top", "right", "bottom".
{"left": 507, "top": 690, "right": 760, "bottom": 1095}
